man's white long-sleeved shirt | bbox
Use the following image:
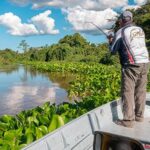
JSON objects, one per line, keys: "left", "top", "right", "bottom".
{"left": 110, "top": 23, "right": 149, "bottom": 65}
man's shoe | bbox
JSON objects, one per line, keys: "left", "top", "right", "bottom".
{"left": 115, "top": 119, "right": 135, "bottom": 128}
{"left": 135, "top": 116, "right": 144, "bottom": 122}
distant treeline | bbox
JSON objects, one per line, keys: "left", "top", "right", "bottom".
{"left": 23, "top": 33, "right": 119, "bottom": 64}
{"left": 0, "top": 33, "right": 119, "bottom": 65}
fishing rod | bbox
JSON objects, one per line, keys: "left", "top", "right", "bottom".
{"left": 86, "top": 22, "right": 108, "bottom": 36}
{"left": 85, "top": 21, "right": 108, "bottom": 37}
{"left": 86, "top": 19, "right": 114, "bottom": 37}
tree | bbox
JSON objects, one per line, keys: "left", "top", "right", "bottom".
{"left": 147, "top": 0, "right": 150, "bottom": 4}
{"left": 18, "top": 40, "right": 29, "bottom": 53}
{"left": 59, "top": 33, "right": 89, "bottom": 48}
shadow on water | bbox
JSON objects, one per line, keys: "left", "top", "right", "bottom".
{"left": 0, "top": 64, "right": 77, "bottom": 116}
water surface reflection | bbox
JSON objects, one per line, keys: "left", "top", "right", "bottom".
{"left": 0, "top": 65, "right": 75, "bottom": 115}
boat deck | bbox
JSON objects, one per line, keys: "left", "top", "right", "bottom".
{"left": 89, "top": 95, "right": 150, "bottom": 143}
{"left": 102, "top": 107, "right": 150, "bottom": 143}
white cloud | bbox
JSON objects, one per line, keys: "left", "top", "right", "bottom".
{"left": 0, "top": 12, "right": 38, "bottom": 36}
{"left": 122, "top": 5, "right": 141, "bottom": 11}
{"left": 7, "top": 0, "right": 148, "bottom": 36}
{"left": 31, "top": 10, "right": 59, "bottom": 34}
{"left": 32, "top": 0, "right": 128, "bottom": 10}
{"left": 9, "top": 0, "right": 30, "bottom": 6}
{"left": 135, "top": 0, "right": 147, "bottom": 5}
{"left": 65, "top": 7, "right": 118, "bottom": 35}
{"left": 10, "top": 0, "right": 128, "bottom": 10}
{"left": 0, "top": 11, "right": 59, "bottom": 36}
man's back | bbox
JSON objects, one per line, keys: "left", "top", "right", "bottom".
{"left": 123, "top": 25, "right": 149, "bottom": 64}
{"left": 111, "top": 25, "right": 149, "bottom": 65}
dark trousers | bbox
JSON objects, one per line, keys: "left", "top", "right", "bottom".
{"left": 121, "top": 63, "right": 149, "bottom": 121}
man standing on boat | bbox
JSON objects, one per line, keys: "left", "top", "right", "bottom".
{"left": 108, "top": 11, "right": 149, "bottom": 127}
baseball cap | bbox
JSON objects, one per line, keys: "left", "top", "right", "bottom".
{"left": 119, "top": 11, "right": 133, "bottom": 20}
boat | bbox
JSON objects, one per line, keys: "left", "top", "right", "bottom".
{"left": 22, "top": 93, "right": 150, "bottom": 150}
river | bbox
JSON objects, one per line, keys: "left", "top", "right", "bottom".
{"left": 0, "top": 65, "right": 75, "bottom": 116}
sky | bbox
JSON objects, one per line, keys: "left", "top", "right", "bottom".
{"left": 0, "top": 0, "right": 147, "bottom": 51}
